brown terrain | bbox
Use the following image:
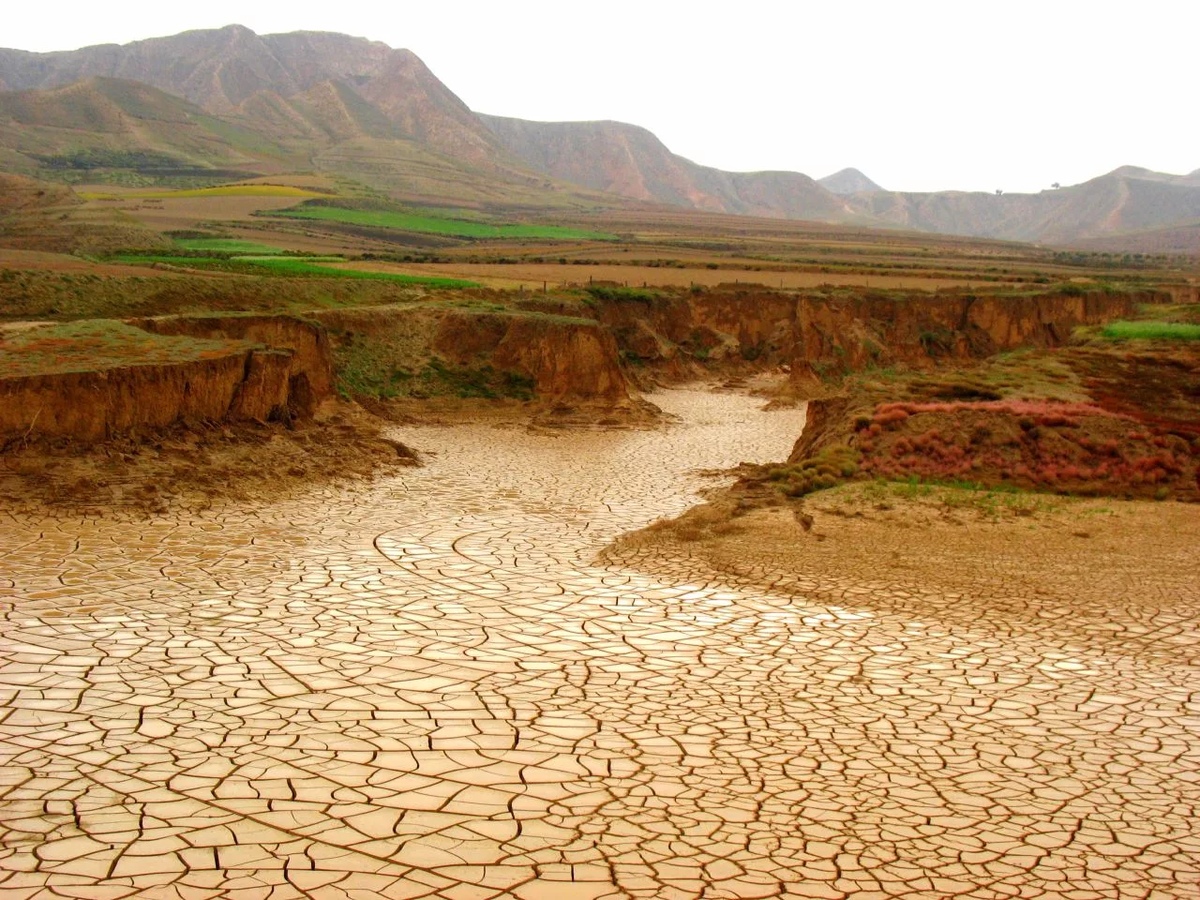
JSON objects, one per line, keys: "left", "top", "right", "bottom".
{"left": 0, "top": 21, "right": 1199, "bottom": 900}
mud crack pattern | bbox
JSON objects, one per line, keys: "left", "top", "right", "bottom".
{"left": 0, "top": 391, "right": 1196, "bottom": 899}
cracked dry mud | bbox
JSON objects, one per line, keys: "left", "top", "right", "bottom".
{"left": 0, "top": 390, "right": 1196, "bottom": 900}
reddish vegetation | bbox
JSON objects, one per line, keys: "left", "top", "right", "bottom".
{"left": 852, "top": 399, "right": 1198, "bottom": 500}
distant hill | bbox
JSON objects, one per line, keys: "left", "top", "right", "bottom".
{"left": 478, "top": 115, "right": 852, "bottom": 221}
{"left": 2, "top": 25, "right": 1199, "bottom": 247}
{"left": 479, "top": 114, "right": 1200, "bottom": 243}
{"left": 1070, "top": 218, "right": 1200, "bottom": 255}
{"left": 849, "top": 167, "right": 1200, "bottom": 244}
{"left": 818, "top": 168, "right": 883, "bottom": 194}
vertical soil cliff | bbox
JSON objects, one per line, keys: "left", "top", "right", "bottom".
{"left": 314, "top": 304, "right": 642, "bottom": 414}
{"left": 0, "top": 348, "right": 292, "bottom": 443}
{"left": 1, "top": 315, "right": 337, "bottom": 444}
{"left": 587, "top": 286, "right": 1166, "bottom": 385}
{"left": 131, "top": 314, "right": 336, "bottom": 416}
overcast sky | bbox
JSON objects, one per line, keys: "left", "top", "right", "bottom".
{"left": 6, "top": 1, "right": 1197, "bottom": 193}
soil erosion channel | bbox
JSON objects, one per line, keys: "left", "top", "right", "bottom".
{"left": 1, "top": 390, "right": 1195, "bottom": 899}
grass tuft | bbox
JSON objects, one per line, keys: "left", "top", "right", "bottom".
{"left": 1101, "top": 321, "right": 1200, "bottom": 342}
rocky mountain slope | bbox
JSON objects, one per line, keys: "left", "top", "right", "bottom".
{"left": 477, "top": 114, "right": 1200, "bottom": 244}
{"left": 0, "top": 24, "right": 498, "bottom": 161}
{"left": 0, "top": 26, "right": 594, "bottom": 206}
{"left": 477, "top": 114, "right": 852, "bottom": 221}
{"left": 1, "top": 25, "right": 1197, "bottom": 245}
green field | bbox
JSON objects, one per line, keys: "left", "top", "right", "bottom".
{"left": 0, "top": 320, "right": 253, "bottom": 378}
{"left": 1101, "top": 320, "right": 1200, "bottom": 341}
{"left": 114, "top": 254, "right": 479, "bottom": 287}
{"left": 173, "top": 238, "right": 286, "bottom": 254}
{"left": 271, "top": 205, "right": 618, "bottom": 241}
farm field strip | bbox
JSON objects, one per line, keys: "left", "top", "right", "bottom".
{"left": 112, "top": 254, "right": 480, "bottom": 287}
{"left": 271, "top": 204, "right": 620, "bottom": 241}
{"left": 331, "top": 259, "right": 1000, "bottom": 291}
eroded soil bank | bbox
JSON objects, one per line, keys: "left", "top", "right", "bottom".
{"left": 1, "top": 390, "right": 1197, "bottom": 899}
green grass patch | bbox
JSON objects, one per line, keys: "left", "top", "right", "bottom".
{"left": 888, "top": 351, "right": 1088, "bottom": 404}
{"left": 174, "top": 238, "right": 285, "bottom": 255}
{"left": 851, "top": 478, "right": 1060, "bottom": 519}
{"left": 111, "top": 254, "right": 479, "bottom": 288}
{"left": 1100, "top": 320, "right": 1200, "bottom": 341}
{"left": 336, "top": 344, "right": 535, "bottom": 402}
{"left": 271, "top": 204, "right": 617, "bottom": 241}
{"left": 0, "top": 320, "right": 253, "bottom": 378}
{"left": 765, "top": 446, "right": 860, "bottom": 497}
{"left": 584, "top": 285, "right": 658, "bottom": 304}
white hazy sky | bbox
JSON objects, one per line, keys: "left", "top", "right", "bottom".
{"left": 5, "top": 1, "right": 1197, "bottom": 194}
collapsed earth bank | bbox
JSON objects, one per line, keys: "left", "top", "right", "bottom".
{"left": 588, "top": 285, "right": 1164, "bottom": 386}
{"left": 0, "top": 284, "right": 1162, "bottom": 444}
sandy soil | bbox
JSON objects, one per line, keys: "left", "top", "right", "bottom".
{"left": 0, "top": 248, "right": 179, "bottom": 276}
{"left": 80, "top": 194, "right": 307, "bottom": 232}
{"left": 608, "top": 481, "right": 1200, "bottom": 651}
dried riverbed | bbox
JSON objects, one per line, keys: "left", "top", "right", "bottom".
{"left": 0, "top": 390, "right": 1196, "bottom": 899}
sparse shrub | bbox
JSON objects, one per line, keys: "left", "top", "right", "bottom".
{"left": 585, "top": 286, "right": 656, "bottom": 304}
{"left": 766, "top": 446, "right": 860, "bottom": 498}
{"left": 874, "top": 408, "right": 910, "bottom": 428}
{"left": 970, "top": 425, "right": 992, "bottom": 444}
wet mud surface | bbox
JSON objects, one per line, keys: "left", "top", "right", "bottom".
{"left": 1, "top": 391, "right": 1196, "bottom": 899}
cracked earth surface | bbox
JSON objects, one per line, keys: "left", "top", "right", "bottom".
{"left": 0, "top": 390, "right": 1196, "bottom": 900}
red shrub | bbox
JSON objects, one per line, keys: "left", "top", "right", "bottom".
{"left": 1037, "top": 414, "right": 1079, "bottom": 428}
{"left": 874, "top": 409, "right": 910, "bottom": 427}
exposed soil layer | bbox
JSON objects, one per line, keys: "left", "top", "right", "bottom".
{"left": 0, "top": 314, "right": 336, "bottom": 444}
{"left": 0, "top": 282, "right": 1167, "bottom": 445}
{"left": 132, "top": 312, "right": 337, "bottom": 405}
{"left": 590, "top": 285, "right": 1164, "bottom": 386}
{"left": 314, "top": 303, "right": 656, "bottom": 423}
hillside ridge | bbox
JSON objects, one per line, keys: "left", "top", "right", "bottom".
{"left": 2, "top": 25, "right": 1198, "bottom": 246}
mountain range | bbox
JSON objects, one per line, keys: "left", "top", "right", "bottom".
{"left": 2, "top": 24, "right": 1198, "bottom": 248}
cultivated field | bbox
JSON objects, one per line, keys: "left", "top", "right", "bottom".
{"left": 36, "top": 176, "right": 1194, "bottom": 296}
